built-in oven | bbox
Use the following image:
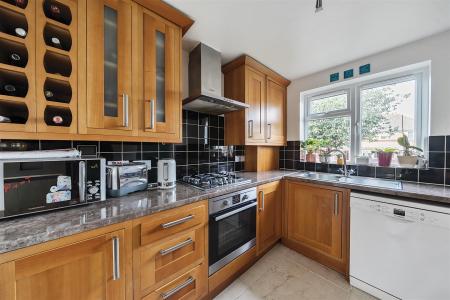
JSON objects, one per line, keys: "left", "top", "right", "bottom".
{"left": 208, "top": 187, "right": 257, "bottom": 276}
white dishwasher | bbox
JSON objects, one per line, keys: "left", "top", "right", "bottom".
{"left": 350, "top": 192, "right": 450, "bottom": 300}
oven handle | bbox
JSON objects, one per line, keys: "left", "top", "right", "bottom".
{"left": 214, "top": 201, "right": 257, "bottom": 221}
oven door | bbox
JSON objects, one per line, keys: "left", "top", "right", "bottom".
{"left": 209, "top": 200, "right": 257, "bottom": 275}
{"left": 0, "top": 160, "right": 86, "bottom": 218}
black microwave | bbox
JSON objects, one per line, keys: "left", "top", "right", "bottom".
{"left": 0, "top": 157, "right": 106, "bottom": 219}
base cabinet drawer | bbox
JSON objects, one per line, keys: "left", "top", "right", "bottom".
{"left": 140, "top": 227, "right": 206, "bottom": 293}
{"left": 140, "top": 202, "right": 207, "bottom": 246}
{"left": 142, "top": 263, "right": 208, "bottom": 300}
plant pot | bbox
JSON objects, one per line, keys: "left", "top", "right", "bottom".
{"left": 319, "top": 155, "right": 330, "bottom": 163}
{"left": 378, "top": 152, "right": 393, "bottom": 167}
{"left": 398, "top": 155, "right": 418, "bottom": 168}
{"left": 306, "top": 152, "right": 317, "bottom": 163}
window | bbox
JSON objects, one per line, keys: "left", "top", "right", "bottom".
{"left": 303, "top": 66, "right": 428, "bottom": 163}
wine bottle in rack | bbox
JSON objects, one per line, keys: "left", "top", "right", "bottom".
{"left": 0, "top": 69, "right": 28, "bottom": 97}
{"left": 0, "top": 38, "right": 28, "bottom": 67}
{"left": 44, "top": 51, "right": 72, "bottom": 77}
{"left": 0, "top": 7, "right": 28, "bottom": 38}
{"left": 44, "top": 78, "right": 72, "bottom": 103}
{"left": 1, "top": 0, "right": 28, "bottom": 9}
{"left": 43, "top": 0, "right": 72, "bottom": 26}
{"left": 44, "top": 106, "right": 72, "bottom": 127}
{"left": 0, "top": 100, "right": 28, "bottom": 124}
{"left": 44, "top": 25, "right": 72, "bottom": 51}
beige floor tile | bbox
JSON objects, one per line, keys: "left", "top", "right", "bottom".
{"left": 214, "top": 244, "right": 376, "bottom": 300}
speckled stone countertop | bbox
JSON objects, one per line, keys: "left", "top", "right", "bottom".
{"left": 284, "top": 173, "right": 450, "bottom": 205}
{"left": 0, "top": 170, "right": 294, "bottom": 254}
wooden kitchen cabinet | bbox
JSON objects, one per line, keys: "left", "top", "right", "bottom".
{"left": 133, "top": 201, "right": 208, "bottom": 299}
{"left": 132, "top": 3, "right": 182, "bottom": 142}
{"left": 283, "top": 180, "right": 349, "bottom": 275}
{"left": 257, "top": 180, "right": 282, "bottom": 255}
{"left": 222, "top": 55, "right": 289, "bottom": 146}
{"left": 83, "top": 0, "right": 134, "bottom": 135}
{"left": 0, "top": 224, "right": 132, "bottom": 300}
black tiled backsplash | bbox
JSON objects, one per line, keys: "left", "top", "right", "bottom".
{"left": 0, "top": 110, "right": 245, "bottom": 184}
{"left": 280, "top": 136, "right": 450, "bottom": 186}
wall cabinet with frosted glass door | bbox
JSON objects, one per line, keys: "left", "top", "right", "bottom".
{"left": 82, "top": 0, "right": 133, "bottom": 135}
{"left": 132, "top": 4, "right": 182, "bottom": 142}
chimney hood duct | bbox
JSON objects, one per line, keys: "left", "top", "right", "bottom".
{"left": 183, "top": 43, "right": 249, "bottom": 115}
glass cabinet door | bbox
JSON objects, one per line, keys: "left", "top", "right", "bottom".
{"left": 141, "top": 9, "right": 181, "bottom": 136}
{"left": 86, "top": 0, "right": 132, "bottom": 131}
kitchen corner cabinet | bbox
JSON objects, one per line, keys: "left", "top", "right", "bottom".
{"left": 132, "top": 4, "right": 182, "bottom": 142}
{"left": 83, "top": 0, "right": 133, "bottom": 135}
{"left": 0, "top": 226, "right": 131, "bottom": 300}
{"left": 283, "top": 180, "right": 349, "bottom": 275}
{"left": 256, "top": 180, "right": 282, "bottom": 256}
{"left": 222, "top": 55, "right": 289, "bottom": 146}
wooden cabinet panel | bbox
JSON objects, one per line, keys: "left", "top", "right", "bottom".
{"left": 0, "top": 229, "right": 127, "bottom": 300}
{"left": 132, "top": 4, "right": 182, "bottom": 142}
{"left": 139, "top": 227, "right": 205, "bottom": 294}
{"left": 85, "top": 0, "right": 133, "bottom": 134}
{"left": 140, "top": 201, "right": 207, "bottom": 246}
{"left": 283, "top": 180, "right": 349, "bottom": 275}
{"left": 257, "top": 180, "right": 282, "bottom": 255}
{"left": 246, "top": 67, "right": 266, "bottom": 143}
{"left": 265, "top": 77, "right": 285, "bottom": 145}
{"left": 142, "top": 263, "right": 208, "bottom": 300}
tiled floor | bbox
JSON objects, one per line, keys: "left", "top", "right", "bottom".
{"left": 214, "top": 244, "right": 376, "bottom": 300}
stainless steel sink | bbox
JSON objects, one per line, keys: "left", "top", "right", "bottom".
{"left": 295, "top": 172, "right": 403, "bottom": 190}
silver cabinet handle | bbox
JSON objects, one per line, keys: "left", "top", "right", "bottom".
{"left": 144, "top": 99, "right": 155, "bottom": 129}
{"left": 160, "top": 215, "right": 194, "bottom": 229}
{"left": 334, "top": 193, "right": 339, "bottom": 215}
{"left": 112, "top": 236, "right": 120, "bottom": 280}
{"left": 160, "top": 238, "right": 193, "bottom": 256}
{"left": 122, "top": 93, "right": 129, "bottom": 127}
{"left": 248, "top": 120, "right": 253, "bottom": 137}
{"left": 259, "top": 191, "right": 264, "bottom": 212}
{"left": 161, "top": 276, "right": 195, "bottom": 300}
{"left": 267, "top": 123, "right": 272, "bottom": 139}
{"left": 78, "top": 161, "right": 86, "bottom": 203}
{"left": 215, "top": 202, "right": 257, "bottom": 221}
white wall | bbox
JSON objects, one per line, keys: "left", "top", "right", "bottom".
{"left": 286, "top": 29, "right": 450, "bottom": 140}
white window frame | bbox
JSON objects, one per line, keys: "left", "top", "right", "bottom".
{"left": 302, "top": 62, "right": 430, "bottom": 162}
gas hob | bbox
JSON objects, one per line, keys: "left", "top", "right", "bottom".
{"left": 182, "top": 172, "right": 251, "bottom": 190}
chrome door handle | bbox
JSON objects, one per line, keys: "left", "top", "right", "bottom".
{"left": 160, "top": 215, "right": 194, "bottom": 229}
{"left": 215, "top": 202, "right": 257, "bottom": 221}
{"left": 334, "top": 193, "right": 339, "bottom": 215}
{"left": 259, "top": 191, "right": 264, "bottom": 212}
{"left": 248, "top": 120, "right": 253, "bottom": 138}
{"left": 122, "top": 93, "right": 129, "bottom": 127}
{"left": 78, "top": 161, "right": 86, "bottom": 203}
{"left": 267, "top": 123, "right": 272, "bottom": 139}
{"left": 112, "top": 236, "right": 120, "bottom": 280}
{"left": 144, "top": 99, "right": 155, "bottom": 129}
{"left": 161, "top": 276, "right": 195, "bottom": 300}
{"left": 160, "top": 238, "right": 193, "bottom": 256}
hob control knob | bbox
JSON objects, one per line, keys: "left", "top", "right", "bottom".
{"left": 88, "top": 186, "right": 99, "bottom": 195}
{"left": 242, "top": 195, "right": 248, "bottom": 201}
{"left": 222, "top": 200, "right": 230, "bottom": 207}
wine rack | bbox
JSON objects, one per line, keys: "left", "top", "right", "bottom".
{"left": 0, "top": 0, "right": 35, "bottom": 132}
{"left": 37, "top": 0, "right": 77, "bottom": 133}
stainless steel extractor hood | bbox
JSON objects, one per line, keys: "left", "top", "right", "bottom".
{"left": 183, "top": 43, "right": 249, "bottom": 115}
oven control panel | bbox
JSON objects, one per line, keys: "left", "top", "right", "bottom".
{"left": 209, "top": 188, "right": 257, "bottom": 214}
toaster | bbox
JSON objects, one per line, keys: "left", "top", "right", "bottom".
{"left": 106, "top": 162, "right": 148, "bottom": 197}
{"left": 157, "top": 159, "right": 176, "bottom": 189}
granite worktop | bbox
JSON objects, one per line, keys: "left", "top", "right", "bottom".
{"left": 284, "top": 173, "right": 450, "bottom": 205}
{"left": 0, "top": 170, "right": 294, "bottom": 254}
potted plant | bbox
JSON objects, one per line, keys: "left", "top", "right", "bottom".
{"left": 301, "top": 138, "right": 320, "bottom": 163}
{"left": 318, "top": 139, "right": 332, "bottom": 163}
{"left": 397, "top": 133, "right": 423, "bottom": 168}
{"left": 377, "top": 148, "right": 397, "bottom": 167}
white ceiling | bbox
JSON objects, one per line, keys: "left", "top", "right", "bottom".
{"left": 165, "top": 0, "right": 450, "bottom": 80}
